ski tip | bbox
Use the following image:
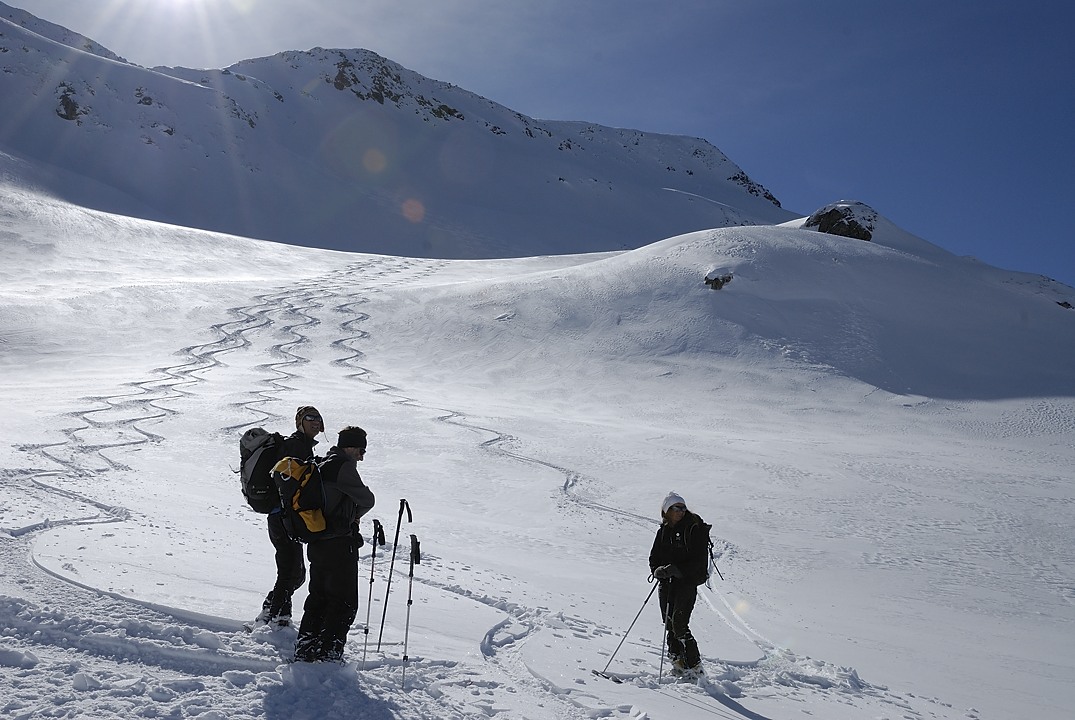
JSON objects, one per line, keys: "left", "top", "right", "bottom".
{"left": 591, "top": 669, "right": 624, "bottom": 683}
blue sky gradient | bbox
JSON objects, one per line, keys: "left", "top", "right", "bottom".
{"left": 10, "top": 0, "right": 1074, "bottom": 287}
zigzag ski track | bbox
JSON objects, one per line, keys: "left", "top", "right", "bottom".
{"left": 2, "top": 256, "right": 975, "bottom": 719}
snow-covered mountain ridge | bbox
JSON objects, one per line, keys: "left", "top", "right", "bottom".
{"left": 0, "top": 1, "right": 126, "bottom": 63}
{"left": 0, "top": 1, "right": 790, "bottom": 258}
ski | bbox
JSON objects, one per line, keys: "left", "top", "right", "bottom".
{"left": 591, "top": 669, "right": 624, "bottom": 683}
{"left": 592, "top": 666, "right": 706, "bottom": 684}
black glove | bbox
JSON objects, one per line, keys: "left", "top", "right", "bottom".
{"left": 653, "top": 564, "right": 682, "bottom": 580}
{"left": 351, "top": 530, "right": 364, "bottom": 550}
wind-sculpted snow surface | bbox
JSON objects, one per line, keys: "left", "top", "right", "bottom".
{"left": 1, "top": 189, "right": 1073, "bottom": 718}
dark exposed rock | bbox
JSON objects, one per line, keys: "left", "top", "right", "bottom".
{"left": 804, "top": 201, "right": 878, "bottom": 241}
{"left": 729, "top": 170, "right": 781, "bottom": 207}
{"left": 705, "top": 273, "right": 733, "bottom": 290}
{"left": 55, "top": 83, "right": 84, "bottom": 122}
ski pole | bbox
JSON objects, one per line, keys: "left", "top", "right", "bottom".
{"left": 377, "top": 498, "right": 412, "bottom": 650}
{"left": 596, "top": 580, "right": 659, "bottom": 676}
{"left": 361, "top": 519, "right": 386, "bottom": 670}
{"left": 658, "top": 598, "right": 672, "bottom": 684}
{"left": 401, "top": 533, "right": 421, "bottom": 690}
{"left": 708, "top": 542, "right": 725, "bottom": 584}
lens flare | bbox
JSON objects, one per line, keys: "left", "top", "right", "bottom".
{"left": 363, "top": 148, "right": 387, "bottom": 174}
{"left": 401, "top": 198, "right": 425, "bottom": 223}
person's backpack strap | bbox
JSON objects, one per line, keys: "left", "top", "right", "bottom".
{"left": 316, "top": 453, "right": 345, "bottom": 483}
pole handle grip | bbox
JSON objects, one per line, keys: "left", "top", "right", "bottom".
{"left": 410, "top": 534, "right": 421, "bottom": 565}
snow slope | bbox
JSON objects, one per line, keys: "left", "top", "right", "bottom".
{"left": 1, "top": 181, "right": 1073, "bottom": 719}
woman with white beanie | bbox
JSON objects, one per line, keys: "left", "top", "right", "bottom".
{"left": 648, "top": 491, "right": 712, "bottom": 676}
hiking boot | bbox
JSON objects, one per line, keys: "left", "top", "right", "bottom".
{"left": 670, "top": 653, "right": 703, "bottom": 674}
{"left": 255, "top": 591, "right": 274, "bottom": 623}
{"left": 672, "top": 657, "right": 703, "bottom": 679}
{"left": 293, "top": 635, "right": 322, "bottom": 663}
{"left": 319, "top": 647, "right": 344, "bottom": 664}
{"left": 294, "top": 638, "right": 343, "bottom": 663}
{"left": 267, "top": 593, "right": 292, "bottom": 627}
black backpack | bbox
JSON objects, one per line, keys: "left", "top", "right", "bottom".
{"left": 690, "top": 516, "right": 721, "bottom": 588}
{"left": 272, "top": 456, "right": 341, "bottom": 542}
{"left": 238, "top": 428, "right": 285, "bottom": 513}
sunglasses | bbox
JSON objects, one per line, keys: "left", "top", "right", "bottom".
{"left": 668, "top": 504, "right": 687, "bottom": 512}
{"left": 303, "top": 414, "right": 322, "bottom": 422}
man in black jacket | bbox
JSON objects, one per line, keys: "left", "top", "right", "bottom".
{"left": 256, "top": 405, "right": 324, "bottom": 627}
{"left": 648, "top": 491, "right": 711, "bottom": 675}
{"left": 294, "top": 425, "right": 376, "bottom": 663}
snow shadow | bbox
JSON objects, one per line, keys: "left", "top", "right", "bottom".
{"left": 262, "top": 662, "right": 397, "bottom": 720}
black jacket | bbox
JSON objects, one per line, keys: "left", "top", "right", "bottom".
{"left": 648, "top": 511, "right": 711, "bottom": 586}
{"left": 278, "top": 430, "right": 318, "bottom": 463}
{"left": 317, "top": 447, "right": 376, "bottom": 539}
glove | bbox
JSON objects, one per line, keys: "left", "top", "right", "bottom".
{"left": 653, "top": 564, "right": 682, "bottom": 580}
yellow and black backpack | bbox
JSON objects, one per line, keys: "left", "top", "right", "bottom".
{"left": 271, "top": 455, "right": 341, "bottom": 542}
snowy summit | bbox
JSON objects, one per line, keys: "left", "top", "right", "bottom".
{"left": 0, "top": 0, "right": 787, "bottom": 259}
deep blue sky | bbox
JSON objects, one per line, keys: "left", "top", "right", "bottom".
{"left": 11, "top": 0, "right": 1075, "bottom": 288}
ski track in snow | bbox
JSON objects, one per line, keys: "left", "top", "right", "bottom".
{"left": 2, "top": 256, "right": 975, "bottom": 719}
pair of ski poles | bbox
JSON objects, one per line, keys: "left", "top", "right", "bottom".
{"left": 597, "top": 558, "right": 723, "bottom": 683}
{"left": 361, "top": 498, "right": 421, "bottom": 688}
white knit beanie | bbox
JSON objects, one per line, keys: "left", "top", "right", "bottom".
{"left": 661, "top": 491, "right": 686, "bottom": 514}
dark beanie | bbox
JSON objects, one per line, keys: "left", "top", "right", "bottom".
{"left": 338, "top": 426, "right": 367, "bottom": 449}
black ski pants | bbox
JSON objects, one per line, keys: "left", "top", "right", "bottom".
{"left": 658, "top": 580, "right": 701, "bottom": 667}
{"left": 296, "top": 534, "right": 360, "bottom": 661}
{"left": 265, "top": 511, "right": 306, "bottom": 615}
